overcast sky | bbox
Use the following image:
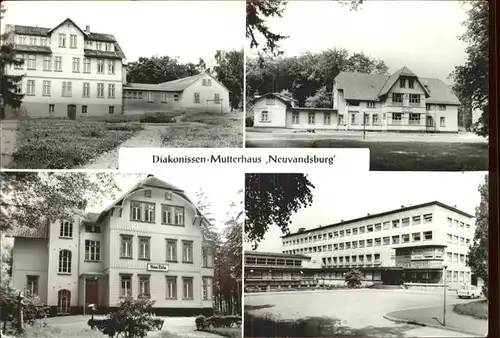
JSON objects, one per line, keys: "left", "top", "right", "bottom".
{"left": 249, "top": 0, "right": 469, "bottom": 83}
{"left": 2, "top": 1, "right": 244, "bottom": 67}
{"left": 248, "top": 171, "right": 487, "bottom": 253}
{"left": 87, "top": 171, "right": 243, "bottom": 234}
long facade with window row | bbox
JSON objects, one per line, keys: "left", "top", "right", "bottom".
{"left": 3, "top": 18, "right": 125, "bottom": 117}
{"left": 279, "top": 201, "right": 479, "bottom": 289}
{"left": 253, "top": 67, "right": 460, "bottom": 132}
{"left": 9, "top": 176, "right": 215, "bottom": 316}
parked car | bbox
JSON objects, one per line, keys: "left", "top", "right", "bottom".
{"left": 457, "top": 285, "right": 482, "bottom": 299}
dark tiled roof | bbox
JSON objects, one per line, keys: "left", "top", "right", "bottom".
{"left": 281, "top": 201, "right": 474, "bottom": 238}
{"left": 8, "top": 225, "right": 48, "bottom": 239}
{"left": 87, "top": 32, "right": 116, "bottom": 42}
{"left": 13, "top": 45, "right": 52, "bottom": 54}
{"left": 84, "top": 49, "right": 123, "bottom": 60}
{"left": 126, "top": 73, "right": 205, "bottom": 92}
{"left": 334, "top": 67, "right": 460, "bottom": 105}
{"left": 13, "top": 25, "right": 50, "bottom": 36}
{"left": 124, "top": 83, "right": 176, "bottom": 92}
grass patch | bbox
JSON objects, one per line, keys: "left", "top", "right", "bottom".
{"left": 202, "top": 327, "right": 242, "bottom": 338}
{"left": 245, "top": 139, "right": 488, "bottom": 171}
{"left": 453, "top": 300, "right": 488, "bottom": 320}
{"left": 162, "top": 111, "right": 243, "bottom": 148}
{"left": 21, "top": 324, "right": 106, "bottom": 338}
{"left": 8, "top": 119, "right": 143, "bottom": 169}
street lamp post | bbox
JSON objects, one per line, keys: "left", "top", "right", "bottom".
{"left": 363, "top": 112, "right": 366, "bottom": 139}
{"left": 443, "top": 265, "right": 448, "bottom": 326}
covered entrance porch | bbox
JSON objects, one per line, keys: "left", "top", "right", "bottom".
{"left": 79, "top": 272, "right": 108, "bottom": 314}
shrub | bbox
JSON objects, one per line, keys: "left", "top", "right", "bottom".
{"left": 195, "top": 315, "right": 242, "bottom": 331}
{"left": 195, "top": 315, "right": 206, "bottom": 330}
{"left": 344, "top": 269, "right": 363, "bottom": 288}
{"left": 89, "top": 297, "right": 159, "bottom": 338}
{"left": 82, "top": 129, "right": 105, "bottom": 138}
{"left": 106, "top": 124, "right": 143, "bottom": 132}
{"left": 245, "top": 116, "right": 254, "bottom": 127}
{"left": 139, "top": 112, "right": 175, "bottom": 123}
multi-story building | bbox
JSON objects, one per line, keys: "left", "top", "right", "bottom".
{"left": 253, "top": 67, "right": 460, "bottom": 132}
{"left": 3, "top": 18, "right": 126, "bottom": 118}
{"left": 244, "top": 251, "right": 315, "bottom": 291}
{"left": 9, "top": 175, "right": 215, "bottom": 316}
{"left": 281, "top": 201, "right": 477, "bottom": 289}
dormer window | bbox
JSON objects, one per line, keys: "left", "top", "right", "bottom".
{"left": 144, "top": 189, "right": 152, "bottom": 197}
{"left": 408, "top": 79, "right": 415, "bottom": 89}
{"left": 400, "top": 78, "right": 406, "bottom": 88}
{"left": 165, "top": 191, "right": 172, "bottom": 200}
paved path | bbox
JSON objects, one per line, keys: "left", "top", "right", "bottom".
{"left": 246, "top": 130, "right": 488, "bottom": 143}
{"left": 386, "top": 304, "right": 488, "bottom": 336}
{"left": 80, "top": 125, "right": 163, "bottom": 169}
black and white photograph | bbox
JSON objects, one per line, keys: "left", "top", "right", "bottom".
{"left": 0, "top": 171, "right": 243, "bottom": 337}
{"left": 245, "top": 0, "right": 489, "bottom": 171}
{"left": 0, "top": 1, "right": 244, "bottom": 169}
{"left": 244, "top": 172, "right": 488, "bottom": 337}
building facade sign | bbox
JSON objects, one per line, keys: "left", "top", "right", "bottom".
{"left": 147, "top": 263, "right": 169, "bottom": 272}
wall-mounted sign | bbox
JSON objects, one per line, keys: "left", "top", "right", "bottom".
{"left": 147, "top": 263, "right": 169, "bottom": 272}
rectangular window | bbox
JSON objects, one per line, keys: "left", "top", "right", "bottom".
{"left": 18, "top": 36, "right": 26, "bottom": 44}
{"left": 183, "top": 277, "right": 193, "bottom": 299}
{"left": 402, "top": 218, "right": 410, "bottom": 227}
{"left": 366, "top": 239, "right": 373, "bottom": 247}
{"left": 266, "top": 97, "right": 275, "bottom": 105}
{"left": 359, "top": 226, "right": 365, "bottom": 234}
{"left": 440, "top": 117, "right": 446, "bottom": 127}
{"left": 324, "top": 113, "right": 331, "bottom": 125}
{"left": 367, "top": 101, "right": 376, "bottom": 108}
{"left": 166, "top": 277, "right": 177, "bottom": 299}
{"left": 161, "top": 205, "right": 184, "bottom": 226}
{"left": 438, "top": 105, "right": 446, "bottom": 111}
{"left": 108, "top": 60, "right": 115, "bottom": 74}
{"left": 109, "top": 106, "right": 114, "bottom": 115}
{"left": 392, "top": 235, "right": 400, "bottom": 244}
{"left": 408, "top": 79, "right": 415, "bottom": 88}
{"left": 447, "top": 217, "right": 453, "bottom": 227}
{"left": 352, "top": 228, "right": 358, "bottom": 235}
{"left": 374, "top": 223, "right": 381, "bottom": 232}
{"left": 161, "top": 93, "right": 168, "bottom": 103}
{"left": 402, "top": 234, "right": 410, "bottom": 243}
{"left": 105, "top": 43, "right": 112, "bottom": 51}
{"left": 423, "top": 213, "right": 433, "bottom": 223}
{"left": 26, "top": 80, "right": 35, "bottom": 95}
{"left": 367, "top": 225, "right": 373, "bottom": 232}
{"left": 412, "top": 232, "right": 421, "bottom": 241}
{"left": 202, "top": 277, "right": 212, "bottom": 300}
{"left": 29, "top": 36, "right": 37, "bottom": 45}
{"left": 139, "top": 237, "right": 150, "bottom": 260}
{"left": 84, "top": 223, "right": 100, "bottom": 233}
{"left": 202, "top": 247, "right": 213, "bottom": 267}
{"left": 120, "top": 235, "right": 133, "bottom": 258}
{"left": 358, "top": 240, "right": 365, "bottom": 248}
{"left": 85, "top": 240, "right": 101, "bottom": 261}
{"left": 70, "top": 34, "right": 77, "bottom": 48}
{"left": 399, "top": 78, "right": 406, "bottom": 88}
{"left": 372, "top": 114, "right": 379, "bottom": 125}
{"left": 409, "top": 113, "right": 420, "bottom": 125}
{"left": 412, "top": 215, "right": 421, "bottom": 225}
{"left": 27, "top": 54, "right": 36, "bottom": 70}
{"left": 97, "top": 83, "right": 104, "bottom": 98}
{"left": 374, "top": 238, "right": 381, "bottom": 246}
{"left": 96, "top": 42, "right": 102, "bottom": 50}
{"left": 426, "top": 104, "right": 432, "bottom": 111}
{"left": 260, "top": 111, "right": 268, "bottom": 122}
{"left": 83, "top": 58, "right": 91, "bottom": 73}
{"left": 83, "top": 82, "right": 90, "bottom": 97}
{"left": 454, "top": 235, "right": 459, "bottom": 244}
{"left": 108, "top": 84, "right": 116, "bottom": 98}
{"left": 350, "top": 112, "right": 358, "bottom": 125}
{"left": 383, "top": 236, "right": 390, "bottom": 245}
{"left": 392, "top": 220, "right": 400, "bottom": 228}
{"left": 58, "top": 33, "right": 66, "bottom": 48}
{"left": 308, "top": 112, "right": 315, "bottom": 124}
{"left": 447, "top": 252, "right": 452, "bottom": 262}
{"left": 423, "top": 231, "right": 432, "bottom": 241}
{"left": 447, "top": 234, "right": 452, "bottom": 243}
{"left": 26, "top": 276, "right": 39, "bottom": 296}
{"left": 54, "top": 56, "right": 62, "bottom": 71}
{"left": 62, "top": 81, "right": 72, "bottom": 97}
{"left": 364, "top": 113, "right": 370, "bottom": 125}
{"left": 14, "top": 54, "right": 24, "bottom": 69}
{"left": 49, "top": 104, "right": 55, "bottom": 114}
{"left": 72, "top": 57, "right": 80, "bottom": 72}
{"left": 43, "top": 56, "right": 51, "bottom": 71}
{"left": 392, "top": 113, "right": 402, "bottom": 124}
{"left": 409, "top": 94, "right": 420, "bottom": 104}
{"left": 339, "top": 114, "right": 344, "bottom": 124}
{"left": 166, "top": 239, "right": 177, "bottom": 262}
{"left": 43, "top": 80, "right": 51, "bottom": 96}
{"left": 194, "top": 92, "right": 200, "bottom": 103}
{"left": 120, "top": 275, "right": 132, "bottom": 297}
{"left": 138, "top": 275, "right": 150, "bottom": 298}
{"left": 214, "top": 93, "right": 220, "bottom": 103}
{"left": 182, "top": 241, "right": 193, "bottom": 263}
{"left": 97, "top": 59, "right": 104, "bottom": 73}
{"left": 392, "top": 93, "right": 403, "bottom": 103}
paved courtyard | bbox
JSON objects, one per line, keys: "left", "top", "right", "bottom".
{"left": 244, "top": 289, "right": 487, "bottom": 337}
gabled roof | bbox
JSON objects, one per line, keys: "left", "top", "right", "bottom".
{"left": 334, "top": 67, "right": 459, "bottom": 105}
{"left": 281, "top": 201, "right": 474, "bottom": 238}
{"left": 125, "top": 72, "right": 226, "bottom": 93}
{"left": 8, "top": 224, "right": 49, "bottom": 239}
{"left": 254, "top": 92, "right": 298, "bottom": 106}
{"left": 10, "top": 19, "right": 126, "bottom": 60}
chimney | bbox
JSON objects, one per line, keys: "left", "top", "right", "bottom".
{"left": 401, "top": 205, "right": 405, "bottom": 208}
{"left": 147, "top": 174, "right": 154, "bottom": 177}
{"left": 85, "top": 25, "right": 90, "bottom": 33}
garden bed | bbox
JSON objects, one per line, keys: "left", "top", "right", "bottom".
{"left": 452, "top": 300, "right": 488, "bottom": 320}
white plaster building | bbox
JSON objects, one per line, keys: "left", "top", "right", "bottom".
{"left": 253, "top": 67, "right": 461, "bottom": 132}
{"left": 281, "top": 201, "right": 478, "bottom": 289}
{"left": 3, "top": 18, "right": 126, "bottom": 118}
{"left": 123, "top": 73, "right": 230, "bottom": 115}
{"left": 9, "top": 175, "right": 215, "bottom": 317}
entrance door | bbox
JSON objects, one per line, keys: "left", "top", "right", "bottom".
{"left": 85, "top": 279, "right": 98, "bottom": 307}
{"left": 67, "top": 104, "right": 77, "bottom": 120}
{"left": 426, "top": 116, "right": 435, "bottom": 131}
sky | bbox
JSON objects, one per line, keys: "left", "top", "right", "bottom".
{"left": 248, "top": 171, "right": 487, "bottom": 253}
{"left": 86, "top": 171, "right": 243, "bottom": 234}
{"left": 2, "top": 1, "right": 244, "bottom": 67}
{"left": 249, "top": 0, "right": 469, "bottom": 83}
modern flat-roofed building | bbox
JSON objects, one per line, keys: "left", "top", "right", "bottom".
{"left": 9, "top": 175, "right": 215, "bottom": 316}
{"left": 281, "top": 201, "right": 478, "bottom": 289}
{"left": 2, "top": 18, "right": 126, "bottom": 118}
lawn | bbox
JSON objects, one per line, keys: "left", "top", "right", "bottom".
{"left": 245, "top": 138, "right": 488, "bottom": 171}
{"left": 452, "top": 300, "right": 488, "bottom": 320}
{"left": 19, "top": 324, "right": 107, "bottom": 338}
{"left": 161, "top": 111, "right": 243, "bottom": 148}
{"left": 8, "top": 118, "right": 143, "bottom": 169}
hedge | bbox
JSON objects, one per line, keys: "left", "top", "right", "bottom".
{"left": 195, "top": 315, "right": 242, "bottom": 330}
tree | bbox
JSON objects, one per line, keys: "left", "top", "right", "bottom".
{"left": 466, "top": 174, "right": 488, "bottom": 296}
{"left": 245, "top": 174, "right": 315, "bottom": 248}
{"left": 0, "top": 172, "right": 124, "bottom": 232}
{"left": 344, "top": 269, "right": 363, "bottom": 288}
{"left": 450, "top": 0, "right": 488, "bottom": 137}
{"left": 305, "top": 86, "right": 333, "bottom": 108}
{"left": 213, "top": 50, "right": 244, "bottom": 110}
{"left": 126, "top": 56, "right": 199, "bottom": 84}
{"left": 0, "top": 4, "right": 25, "bottom": 118}
{"left": 194, "top": 187, "right": 218, "bottom": 242}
